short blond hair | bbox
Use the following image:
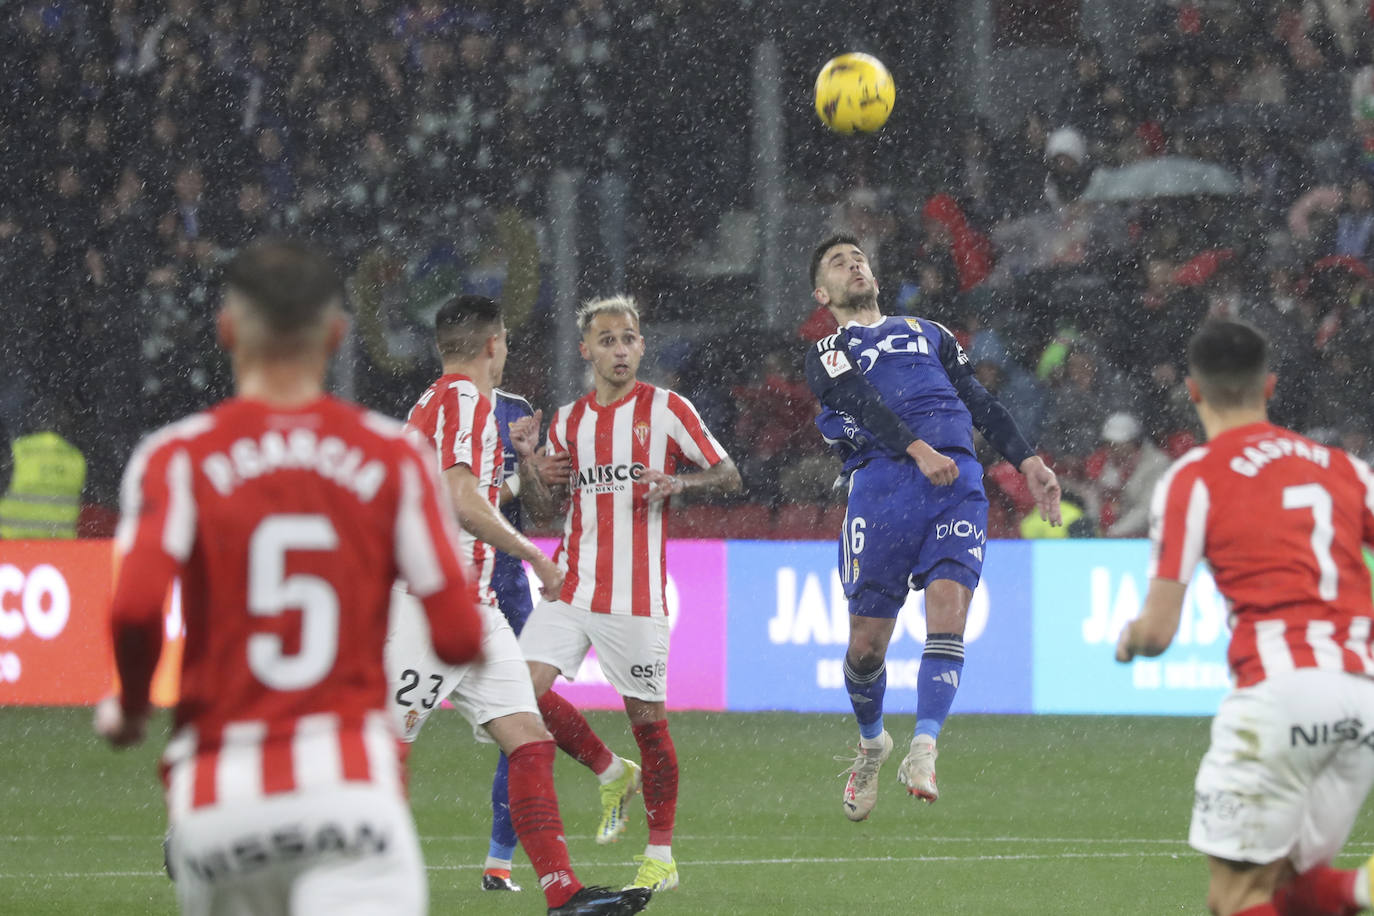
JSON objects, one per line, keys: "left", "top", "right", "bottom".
{"left": 577, "top": 295, "right": 640, "bottom": 334}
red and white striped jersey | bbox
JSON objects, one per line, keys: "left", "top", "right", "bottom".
{"left": 547, "top": 381, "right": 728, "bottom": 616}
{"left": 406, "top": 373, "right": 504, "bottom": 606}
{"left": 1150, "top": 421, "right": 1374, "bottom": 688}
{"left": 110, "top": 396, "right": 482, "bottom": 811}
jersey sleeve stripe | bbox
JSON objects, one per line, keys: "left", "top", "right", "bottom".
{"left": 664, "top": 391, "right": 723, "bottom": 467}
{"left": 1148, "top": 449, "right": 1207, "bottom": 581}
{"left": 1347, "top": 454, "right": 1374, "bottom": 543}
{"left": 161, "top": 449, "right": 197, "bottom": 562}
{"left": 394, "top": 459, "right": 446, "bottom": 597}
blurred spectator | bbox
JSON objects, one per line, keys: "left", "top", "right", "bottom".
{"left": 1084, "top": 413, "right": 1171, "bottom": 538}
{"left": 920, "top": 193, "right": 993, "bottom": 292}
{"left": 0, "top": 397, "right": 86, "bottom": 540}
{"left": 1039, "top": 344, "right": 1140, "bottom": 473}
{"left": 1044, "top": 126, "right": 1092, "bottom": 208}
{"left": 731, "top": 345, "right": 825, "bottom": 506}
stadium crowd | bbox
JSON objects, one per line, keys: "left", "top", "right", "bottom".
{"left": 3, "top": 0, "right": 1374, "bottom": 540}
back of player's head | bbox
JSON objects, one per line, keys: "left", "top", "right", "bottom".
{"left": 577, "top": 295, "right": 640, "bottom": 335}
{"left": 434, "top": 294, "right": 503, "bottom": 360}
{"left": 1187, "top": 318, "right": 1270, "bottom": 409}
{"left": 810, "top": 232, "right": 863, "bottom": 288}
{"left": 222, "top": 238, "right": 343, "bottom": 336}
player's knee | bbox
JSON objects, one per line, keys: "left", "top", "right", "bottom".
{"left": 844, "top": 646, "right": 886, "bottom": 674}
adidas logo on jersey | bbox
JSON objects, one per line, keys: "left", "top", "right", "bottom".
{"left": 967, "top": 546, "right": 983, "bottom": 561}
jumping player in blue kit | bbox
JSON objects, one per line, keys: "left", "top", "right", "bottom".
{"left": 804, "top": 234, "right": 1062, "bottom": 821}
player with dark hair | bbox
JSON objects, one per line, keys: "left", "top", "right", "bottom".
{"left": 385, "top": 294, "right": 649, "bottom": 915}
{"left": 520, "top": 295, "right": 742, "bottom": 894}
{"left": 1118, "top": 319, "right": 1374, "bottom": 916}
{"left": 95, "top": 238, "right": 486, "bottom": 914}
{"left": 804, "top": 233, "right": 1061, "bottom": 821}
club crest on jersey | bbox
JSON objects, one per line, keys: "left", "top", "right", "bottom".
{"left": 634, "top": 421, "right": 650, "bottom": 446}
{"left": 404, "top": 709, "right": 419, "bottom": 733}
{"left": 904, "top": 318, "right": 920, "bottom": 330}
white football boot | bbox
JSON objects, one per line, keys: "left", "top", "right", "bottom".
{"left": 840, "top": 730, "right": 893, "bottom": 821}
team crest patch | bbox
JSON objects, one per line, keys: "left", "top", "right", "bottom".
{"left": 404, "top": 709, "right": 419, "bottom": 733}
{"left": 634, "top": 421, "right": 650, "bottom": 446}
{"left": 904, "top": 318, "right": 920, "bottom": 329}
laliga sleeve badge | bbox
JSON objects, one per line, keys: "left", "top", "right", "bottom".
{"left": 821, "top": 348, "right": 853, "bottom": 378}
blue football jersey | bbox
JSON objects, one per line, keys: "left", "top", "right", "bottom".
{"left": 491, "top": 389, "right": 534, "bottom": 631}
{"left": 810, "top": 316, "right": 978, "bottom": 468}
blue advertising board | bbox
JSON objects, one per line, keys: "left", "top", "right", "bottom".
{"left": 725, "top": 539, "right": 1034, "bottom": 714}
{"left": 1031, "top": 539, "right": 1231, "bottom": 715}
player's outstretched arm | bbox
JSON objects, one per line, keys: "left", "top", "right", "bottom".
{"left": 1115, "top": 578, "right": 1187, "bottom": 662}
{"left": 445, "top": 464, "right": 565, "bottom": 599}
{"left": 642, "top": 454, "right": 743, "bottom": 505}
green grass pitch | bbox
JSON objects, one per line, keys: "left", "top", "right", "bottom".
{"left": 7, "top": 708, "right": 1374, "bottom": 914}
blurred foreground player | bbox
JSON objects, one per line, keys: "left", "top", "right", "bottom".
{"left": 386, "top": 294, "right": 650, "bottom": 916}
{"left": 1118, "top": 319, "right": 1374, "bottom": 916}
{"left": 94, "top": 239, "right": 485, "bottom": 915}
{"left": 520, "top": 296, "right": 741, "bottom": 893}
{"left": 804, "top": 233, "right": 1060, "bottom": 820}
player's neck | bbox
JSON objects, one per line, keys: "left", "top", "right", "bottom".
{"left": 831, "top": 304, "right": 883, "bottom": 326}
{"left": 443, "top": 359, "right": 493, "bottom": 398}
{"left": 1198, "top": 404, "right": 1268, "bottom": 440}
{"left": 234, "top": 361, "right": 326, "bottom": 408}
{"left": 594, "top": 377, "right": 637, "bottom": 405}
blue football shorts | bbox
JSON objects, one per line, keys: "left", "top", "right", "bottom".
{"left": 838, "top": 451, "right": 989, "bottom": 618}
{"left": 490, "top": 558, "right": 534, "bottom": 635}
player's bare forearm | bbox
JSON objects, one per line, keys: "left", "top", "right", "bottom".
{"left": 1115, "top": 578, "right": 1187, "bottom": 662}
{"left": 516, "top": 451, "right": 569, "bottom": 526}
{"left": 446, "top": 466, "right": 548, "bottom": 566}
{"left": 642, "top": 457, "right": 742, "bottom": 504}
{"left": 107, "top": 549, "right": 178, "bottom": 718}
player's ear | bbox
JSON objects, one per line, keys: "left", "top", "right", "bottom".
{"left": 578, "top": 339, "right": 590, "bottom": 361}
{"left": 323, "top": 310, "right": 349, "bottom": 356}
{"left": 1263, "top": 372, "right": 1277, "bottom": 401}
{"left": 1184, "top": 376, "right": 1201, "bottom": 404}
{"left": 813, "top": 286, "right": 830, "bottom": 307}
{"left": 215, "top": 305, "right": 236, "bottom": 352}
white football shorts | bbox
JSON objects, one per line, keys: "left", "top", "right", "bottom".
{"left": 1189, "top": 667, "right": 1374, "bottom": 870}
{"left": 518, "top": 599, "right": 671, "bottom": 702}
{"left": 384, "top": 587, "right": 538, "bottom": 743}
{"left": 169, "top": 782, "right": 425, "bottom": 916}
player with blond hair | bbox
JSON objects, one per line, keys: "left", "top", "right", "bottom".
{"left": 519, "top": 295, "right": 742, "bottom": 894}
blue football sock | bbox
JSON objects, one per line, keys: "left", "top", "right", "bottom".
{"left": 915, "top": 633, "right": 964, "bottom": 741}
{"left": 843, "top": 658, "right": 887, "bottom": 740}
{"left": 487, "top": 752, "right": 518, "bottom": 861}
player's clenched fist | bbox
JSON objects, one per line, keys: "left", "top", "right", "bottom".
{"left": 907, "top": 440, "right": 959, "bottom": 486}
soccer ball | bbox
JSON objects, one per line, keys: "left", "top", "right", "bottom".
{"left": 814, "top": 53, "right": 895, "bottom": 134}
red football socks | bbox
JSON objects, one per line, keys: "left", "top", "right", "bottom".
{"left": 632, "top": 719, "right": 678, "bottom": 846}
{"left": 537, "top": 690, "right": 615, "bottom": 774}
{"left": 506, "top": 740, "right": 581, "bottom": 909}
